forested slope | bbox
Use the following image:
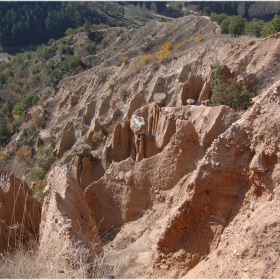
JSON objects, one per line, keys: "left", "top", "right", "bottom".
{"left": 0, "top": 2, "right": 115, "bottom": 47}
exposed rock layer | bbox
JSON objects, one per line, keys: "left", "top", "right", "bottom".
{"left": 0, "top": 174, "right": 41, "bottom": 253}
{"left": 39, "top": 166, "right": 102, "bottom": 275}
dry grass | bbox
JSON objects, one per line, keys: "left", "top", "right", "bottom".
{"left": 140, "top": 53, "right": 152, "bottom": 65}
{"left": 62, "top": 245, "right": 121, "bottom": 278}
{"left": 0, "top": 242, "right": 44, "bottom": 278}
{"left": 0, "top": 242, "right": 120, "bottom": 278}
{"left": 195, "top": 34, "right": 204, "bottom": 43}
{"left": 174, "top": 42, "right": 183, "bottom": 51}
{"left": 122, "top": 56, "right": 129, "bottom": 64}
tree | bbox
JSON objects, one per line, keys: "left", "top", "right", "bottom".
{"left": 261, "top": 15, "right": 280, "bottom": 37}
{"left": 29, "top": 74, "right": 41, "bottom": 88}
{"left": 228, "top": 15, "right": 247, "bottom": 37}
{"left": 12, "top": 103, "right": 26, "bottom": 116}
{"left": 220, "top": 18, "right": 231, "bottom": 33}
{"left": 1, "top": 101, "right": 13, "bottom": 114}
{"left": 0, "top": 118, "right": 11, "bottom": 146}
{"left": 237, "top": 2, "right": 246, "bottom": 16}
{"left": 204, "top": 7, "right": 212, "bottom": 16}
{"left": 210, "top": 61, "right": 253, "bottom": 111}
{"left": 100, "top": 39, "right": 108, "bottom": 49}
{"left": 245, "top": 19, "right": 265, "bottom": 37}
{"left": 84, "top": 20, "right": 92, "bottom": 35}
{"left": 22, "top": 94, "right": 39, "bottom": 108}
{"left": 3, "top": 68, "right": 13, "bottom": 78}
{"left": 49, "top": 70, "right": 63, "bottom": 85}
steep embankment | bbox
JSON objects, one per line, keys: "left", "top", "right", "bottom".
{"left": 2, "top": 15, "right": 280, "bottom": 278}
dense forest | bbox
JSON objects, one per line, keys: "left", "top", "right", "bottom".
{"left": 191, "top": 1, "right": 280, "bottom": 21}
{"left": 122, "top": 1, "right": 280, "bottom": 21}
{"left": 0, "top": 2, "right": 117, "bottom": 47}
{"left": 2, "top": 1, "right": 279, "bottom": 48}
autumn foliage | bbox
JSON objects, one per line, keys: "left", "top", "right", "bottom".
{"left": 15, "top": 146, "right": 32, "bottom": 164}
{"left": 155, "top": 42, "right": 172, "bottom": 61}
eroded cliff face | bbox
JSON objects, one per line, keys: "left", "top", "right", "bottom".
{"left": 2, "top": 15, "right": 280, "bottom": 278}
{"left": 0, "top": 174, "right": 41, "bottom": 253}
{"left": 38, "top": 166, "right": 102, "bottom": 277}
{"left": 32, "top": 29, "right": 279, "bottom": 192}
{"left": 85, "top": 103, "right": 238, "bottom": 232}
{"left": 39, "top": 27, "right": 280, "bottom": 277}
{"left": 90, "top": 81, "right": 280, "bottom": 279}
{"left": 184, "top": 81, "right": 280, "bottom": 279}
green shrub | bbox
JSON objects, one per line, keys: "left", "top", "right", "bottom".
{"left": 245, "top": 19, "right": 265, "bottom": 37}
{"left": 92, "top": 129, "right": 104, "bottom": 149}
{"left": 36, "top": 44, "right": 55, "bottom": 60}
{"left": 21, "top": 138, "right": 30, "bottom": 146}
{"left": 13, "top": 113, "right": 25, "bottom": 132}
{"left": 43, "top": 60, "right": 55, "bottom": 75}
{"left": 67, "top": 36, "right": 73, "bottom": 45}
{"left": 0, "top": 72, "right": 7, "bottom": 85}
{"left": 37, "top": 147, "right": 55, "bottom": 171}
{"left": 228, "top": 15, "right": 247, "bottom": 37}
{"left": 59, "top": 43, "right": 72, "bottom": 55}
{"left": 12, "top": 103, "right": 26, "bottom": 116}
{"left": 66, "top": 28, "right": 78, "bottom": 36}
{"left": 261, "top": 15, "right": 280, "bottom": 37}
{"left": 59, "top": 56, "right": 85, "bottom": 74}
{"left": 49, "top": 70, "right": 63, "bottom": 85}
{"left": 22, "top": 94, "right": 39, "bottom": 108}
{"left": 7, "top": 77, "right": 24, "bottom": 93}
{"left": 29, "top": 74, "right": 41, "bottom": 88}
{"left": 12, "top": 94, "right": 39, "bottom": 115}
{"left": 115, "top": 29, "right": 123, "bottom": 37}
{"left": 220, "top": 18, "right": 231, "bottom": 34}
{"left": 19, "top": 61, "right": 29, "bottom": 72}
{"left": 27, "top": 124, "right": 36, "bottom": 136}
{"left": 210, "top": 61, "right": 253, "bottom": 111}
{"left": 120, "top": 89, "right": 131, "bottom": 101}
{"left": 100, "top": 39, "right": 108, "bottom": 49}
{"left": 28, "top": 168, "right": 46, "bottom": 182}
{"left": 30, "top": 64, "right": 40, "bottom": 75}
{"left": 85, "top": 42, "right": 96, "bottom": 54}
{"left": 1, "top": 100, "right": 13, "bottom": 113}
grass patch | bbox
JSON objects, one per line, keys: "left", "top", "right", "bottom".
{"left": 0, "top": 242, "right": 120, "bottom": 278}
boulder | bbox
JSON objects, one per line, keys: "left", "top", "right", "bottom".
{"left": 74, "top": 143, "right": 92, "bottom": 156}
{"left": 130, "top": 114, "right": 147, "bottom": 134}
{"left": 153, "top": 93, "right": 167, "bottom": 107}
{"left": 186, "top": 98, "right": 196, "bottom": 105}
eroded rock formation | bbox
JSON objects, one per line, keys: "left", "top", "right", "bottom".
{"left": 0, "top": 173, "right": 41, "bottom": 253}
{"left": 39, "top": 166, "right": 102, "bottom": 275}
{"left": 94, "top": 80, "right": 280, "bottom": 278}
{"left": 85, "top": 103, "right": 238, "bottom": 234}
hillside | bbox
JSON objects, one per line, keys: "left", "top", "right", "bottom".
{"left": 1, "top": 14, "right": 280, "bottom": 278}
